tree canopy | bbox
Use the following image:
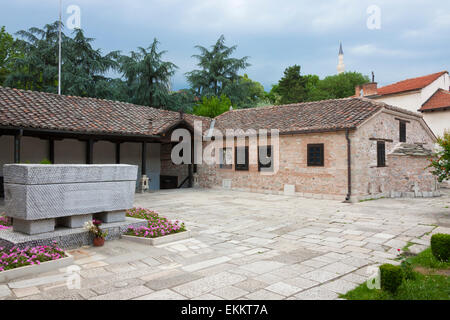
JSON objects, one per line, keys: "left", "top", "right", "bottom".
{"left": 119, "top": 38, "right": 177, "bottom": 108}
{"left": 192, "top": 94, "right": 231, "bottom": 118}
{"left": 186, "top": 35, "right": 250, "bottom": 97}
{"left": 0, "top": 22, "right": 371, "bottom": 117}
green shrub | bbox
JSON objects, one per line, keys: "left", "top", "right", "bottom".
{"left": 430, "top": 233, "right": 450, "bottom": 262}
{"left": 380, "top": 264, "right": 404, "bottom": 294}
{"left": 39, "top": 158, "right": 52, "bottom": 164}
{"left": 400, "top": 260, "right": 416, "bottom": 280}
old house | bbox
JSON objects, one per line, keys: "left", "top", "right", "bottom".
{"left": 195, "top": 98, "right": 438, "bottom": 201}
{"left": 0, "top": 86, "right": 439, "bottom": 202}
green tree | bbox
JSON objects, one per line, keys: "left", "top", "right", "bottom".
{"left": 223, "top": 74, "right": 267, "bottom": 108}
{"left": 166, "top": 89, "right": 197, "bottom": 113}
{"left": 429, "top": 130, "right": 450, "bottom": 182}
{"left": 307, "top": 72, "right": 369, "bottom": 101}
{"left": 5, "top": 21, "right": 62, "bottom": 91}
{"left": 277, "top": 65, "right": 308, "bottom": 104}
{"left": 266, "top": 84, "right": 281, "bottom": 105}
{"left": 186, "top": 35, "right": 250, "bottom": 97}
{"left": 193, "top": 94, "right": 231, "bottom": 118}
{"left": 0, "top": 26, "right": 18, "bottom": 85}
{"left": 119, "top": 38, "right": 177, "bottom": 108}
{"left": 62, "top": 28, "right": 119, "bottom": 97}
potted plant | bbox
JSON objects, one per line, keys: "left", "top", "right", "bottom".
{"left": 84, "top": 219, "right": 108, "bottom": 247}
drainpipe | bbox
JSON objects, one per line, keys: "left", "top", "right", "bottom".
{"left": 345, "top": 129, "right": 352, "bottom": 202}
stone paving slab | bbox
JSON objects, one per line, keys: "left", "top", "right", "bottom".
{"left": 1, "top": 188, "right": 449, "bottom": 300}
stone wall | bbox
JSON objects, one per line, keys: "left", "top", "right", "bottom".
{"left": 351, "top": 109, "right": 438, "bottom": 201}
{"left": 196, "top": 132, "right": 349, "bottom": 200}
{"left": 196, "top": 109, "right": 438, "bottom": 201}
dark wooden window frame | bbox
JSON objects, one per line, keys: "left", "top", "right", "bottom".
{"left": 377, "top": 141, "right": 386, "bottom": 167}
{"left": 307, "top": 144, "right": 324, "bottom": 167}
{"left": 235, "top": 146, "right": 249, "bottom": 171}
{"left": 399, "top": 121, "right": 406, "bottom": 142}
{"left": 258, "top": 145, "right": 273, "bottom": 172}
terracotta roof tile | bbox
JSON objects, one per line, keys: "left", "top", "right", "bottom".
{"left": 214, "top": 97, "right": 422, "bottom": 134}
{"left": 0, "top": 86, "right": 210, "bottom": 136}
{"left": 419, "top": 89, "right": 450, "bottom": 112}
{"left": 377, "top": 71, "right": 448, "bottom": 96}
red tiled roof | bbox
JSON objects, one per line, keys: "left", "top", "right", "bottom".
{"left": 0, "top": 86, "right": 210, "bottom": 137}
{"left": 214, "top": 97, "right": 422, "bottom": 135}
{"left": 377, "top": 71, "right": 448, "bottom": 96}
{"left": 419, "top": 89, "right": 450, "bottom": 112}
{"left": 0, "top": 86, "right": 423, "bottom": 137}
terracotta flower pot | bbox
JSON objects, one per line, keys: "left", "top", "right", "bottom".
{"left": 93, "top": 237, "right": 105, "bottom": 247}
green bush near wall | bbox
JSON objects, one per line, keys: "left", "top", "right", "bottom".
{"left": 431, "top": 233, "right": 450, "bottom": 262}
{"left": 380, "top": 264, "right": 404, "bottom": 294}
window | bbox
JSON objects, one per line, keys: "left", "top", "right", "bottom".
{"left": 258, "top": 146, "right": 273, "bottom": 172}
{"left": 235, "top": 146, "right": 249, "bottom": 171}
{"left": 219, "top": 148, "right": 232, "bottom": 169}
{"left": 377, "top": 141, "right": 386, "bottom": 167}
{"left": 399, "top": 121, "right": 406, "bottom": 142}
{"left": 307, "top": 144, "right": 324, "bottom": 167}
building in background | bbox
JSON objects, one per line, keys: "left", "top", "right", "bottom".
{"left": 354, "top": 71, "right": 450, "bottom": 137}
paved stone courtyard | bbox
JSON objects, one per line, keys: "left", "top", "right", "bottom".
{"left": 1, "top": 189, "right": 449, "bottom": 300}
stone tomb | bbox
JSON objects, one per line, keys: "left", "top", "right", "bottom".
{"left": 3, "top": 164, "right": 138, "bottom": 235}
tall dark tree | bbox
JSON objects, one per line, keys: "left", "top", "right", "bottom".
{"left": 119, "top": 39, "right": 177, "bottom": 108}
{"left": 186, "top": 35, "right": 250, "bottom": 97}
{"left": 62, "top": 29, "right": 119, "bottom": 97}
{"left": 276, "top": 65, "right": 308, "bottom": 104}
{"left": 5, "top": 21, "right": 61, "bottom": 92}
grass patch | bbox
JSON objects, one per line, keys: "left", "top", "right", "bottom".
{"left": 408, "top": 248, "right": 450, "bottom": 270}
{"left": 340, "top": 273, "right": 449, "bottom": 300}
{"left": 340, "top": 247, "right": 450, "bottom": 300}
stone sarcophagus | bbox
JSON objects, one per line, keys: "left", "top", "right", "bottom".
{"left": 3, "top": 164, "right": 138, "bottom": 235}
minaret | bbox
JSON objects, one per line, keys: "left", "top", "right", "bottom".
{"left": 337, "top": 42, "right": 345, "bottom": 74}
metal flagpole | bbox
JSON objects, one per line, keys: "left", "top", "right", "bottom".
{"left": 58, "top": 0, "right": 62, "bottom": 95}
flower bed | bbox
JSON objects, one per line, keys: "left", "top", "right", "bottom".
{"left": 125, "top": 207, "right": 186, "bottom": 238}
{"left": 0, "top": 214, "right": 12, "bottom": 230}
{"left": 0, "top": 242, "right": 67, "bottom": 272}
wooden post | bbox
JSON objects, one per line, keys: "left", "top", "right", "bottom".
{"left": 141, "top": 142, "right": 147, "bottom": 175}
{"left": 14, "top": 130, "right": 23, "bottom": 163}
{"left": 49, "top": 139, "right": 55, "bottom": 164}
{"left": 86, "top": 139, "right": 94, "bottom": 164}
{"left": 115, "top": 142, "right": 121, "bottom": 164}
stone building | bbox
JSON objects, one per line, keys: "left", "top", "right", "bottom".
{"left": 0, "top": 86, "right": 438, "bottom": 202}
{"left": 195, "top": 98, "right": 438, "bottom": 201}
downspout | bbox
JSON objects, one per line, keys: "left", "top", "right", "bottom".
{"left": 345, "top": 129, "right": 352, "bottom": 202}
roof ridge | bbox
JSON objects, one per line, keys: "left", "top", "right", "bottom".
{"left": 0, "top": 85, "right": 179, "bottom": 115}
{"left": 378, "top": 71, "right": 447, "bottom": 92}
{"left": 215, "top": 97, "right": 355, "bottom": 118}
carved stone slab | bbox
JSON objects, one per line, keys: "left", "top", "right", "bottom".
{"left": 3, "top": 164, "right": 138, "bottom": 235}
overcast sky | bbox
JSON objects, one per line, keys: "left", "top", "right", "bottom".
{"left": 1, "top": 0, "right": 449, "bottom": 91}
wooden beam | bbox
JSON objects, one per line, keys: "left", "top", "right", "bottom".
{"left": 14, "top": 130, "right": 23, "bottom": 163}
{"left": 49, "top": 139, "right": 55, "bottom": 164}
{"left": 141, "top": 142, "right": 147, "bottom": 175}
{"left": 115, "top": 142, "right": 121, "bottom": 164}
{"left": 86, "top": 139, "right": 94, "bottom": 164}
{"left": 369, "top": 138, "right": 393, "bottom": 143}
